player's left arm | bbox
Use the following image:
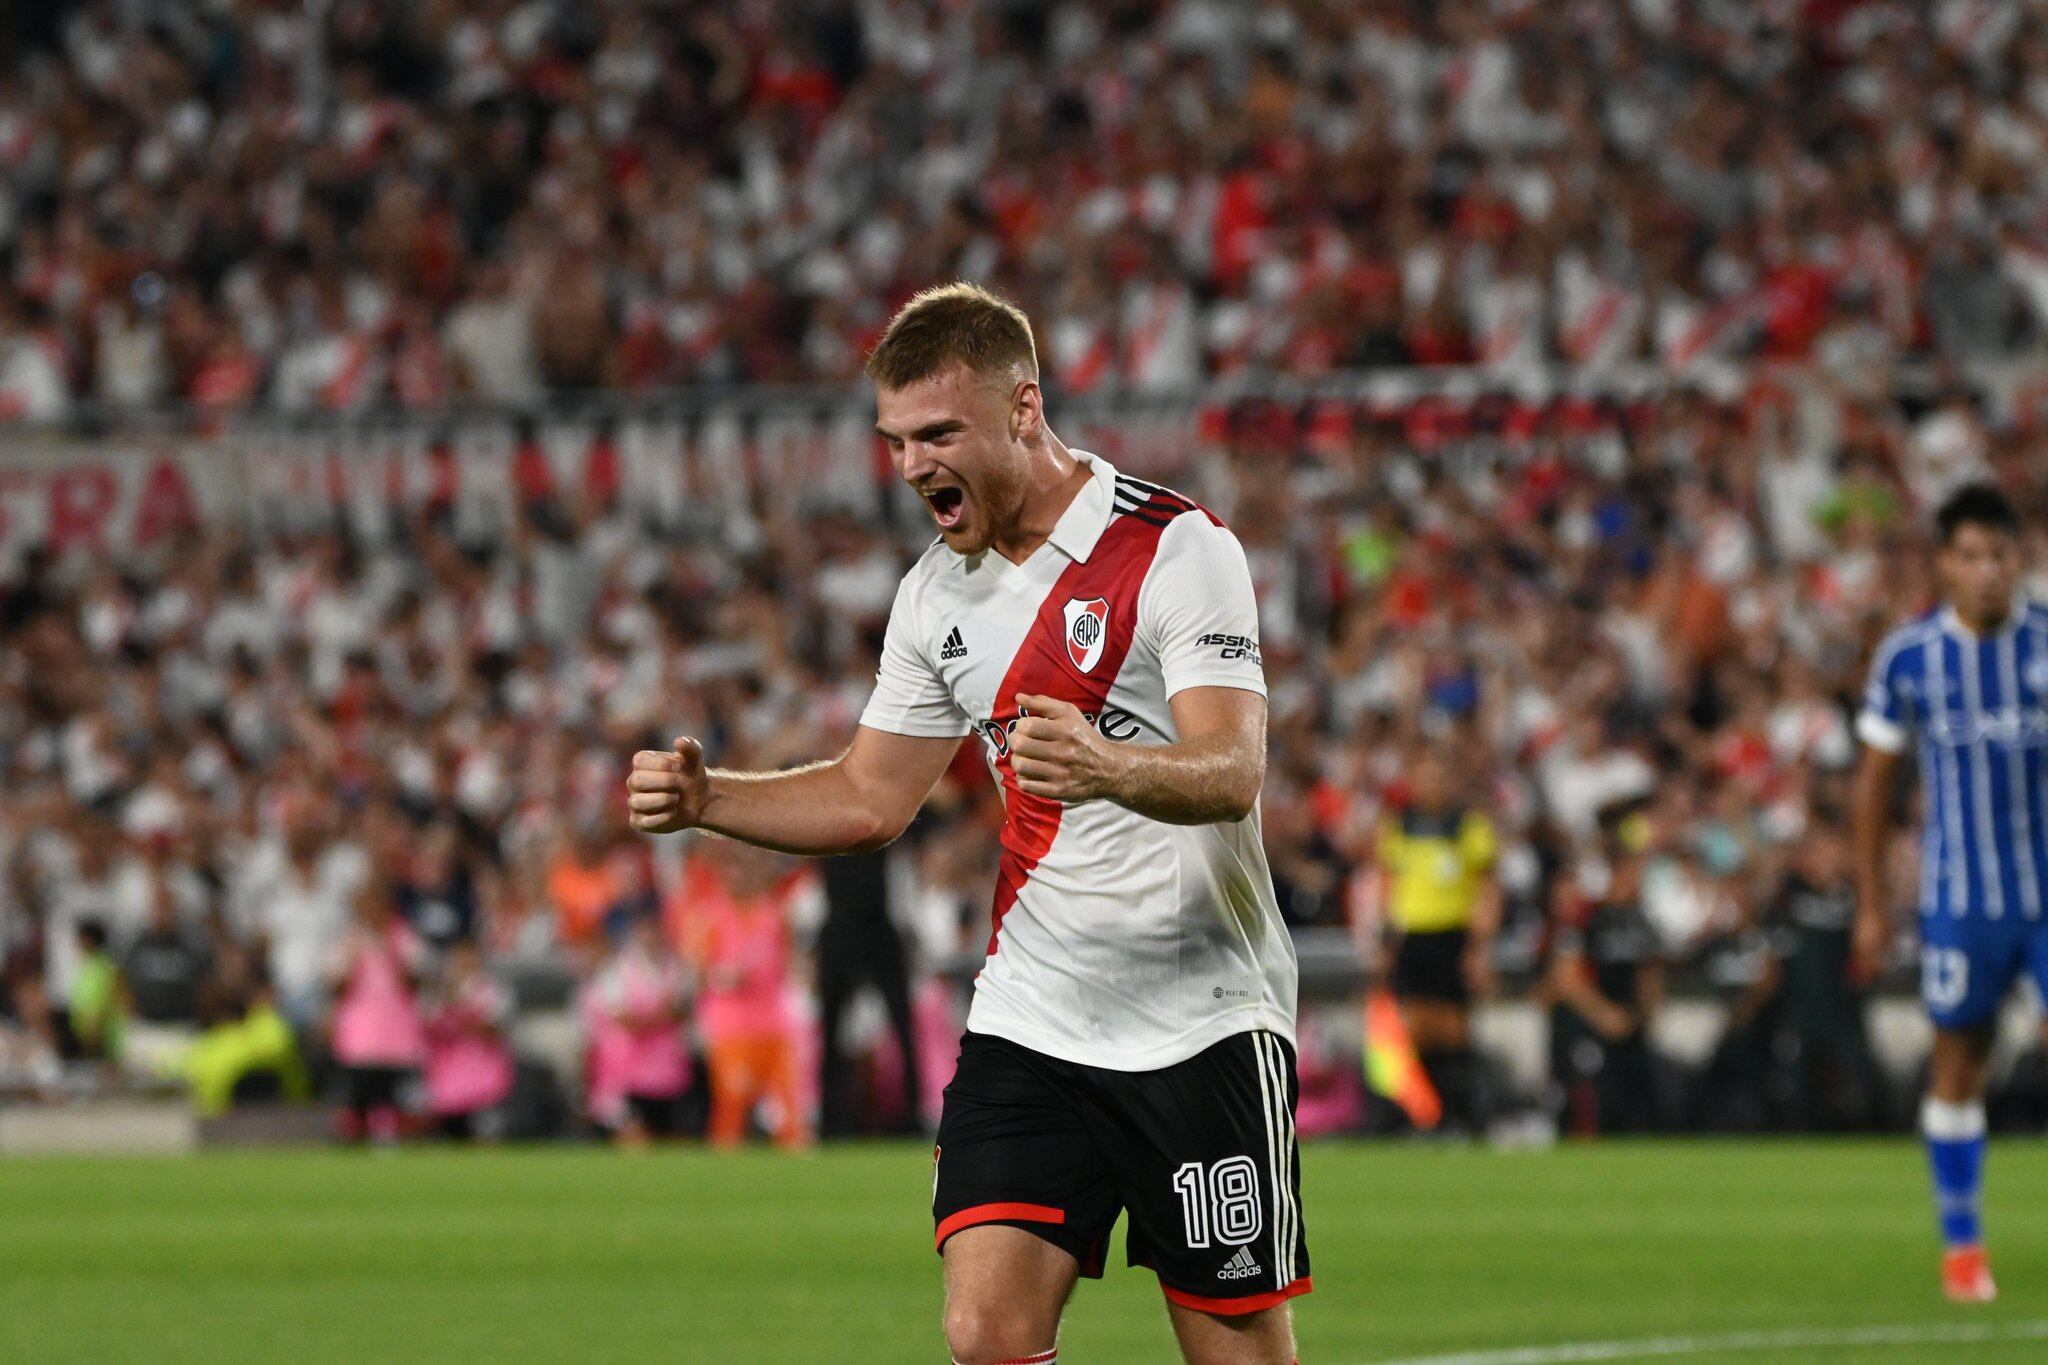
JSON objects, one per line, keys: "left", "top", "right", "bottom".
{"left": 1009, "top": 686, "right": 1264, "bottom": 824}
{"left": 1008, "top": 510, "right": 1268, "bottom": 825}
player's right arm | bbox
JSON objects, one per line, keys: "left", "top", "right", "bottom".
{"left": 1850, "top": 743, "right": 1902, "bottom": 980}
{"left": 630, "top": 563, "right": 970, "bottom": 855}
{"left": 1850, "top": 630, "right": 1911, "bottom": 979}
{"left": 626, "top": 727, "right": 960, "bottom": 854}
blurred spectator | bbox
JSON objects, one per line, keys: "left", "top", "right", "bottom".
{"left": 326, "top": 876, "right": 428, "bottom": 1144}
{"left": 813, "top": 846, "right": 923, "bottom": 1138}
{"left": 1763, "top": 823, "right": 1886, "bottom": 1130}
{"left": 421, "top": 940, "right": 516, "bottom": 1140}
{"left": 680, "top": 844, "right": 813, "bottom": 1152}
{"left": 41, "top": 822, "right": 147, "bottom": 1018}
{"left": 1545, "top": 825, "right": 1667, "bottom": 1136}
{"left": 546, "top": 820, "right": 637, "bottom": 950}
{"left": 398, "top": 823, "right": 483, "bottom": 955}
{"left": 65, "top": 919, "right": 127, "bottom": 1065}
{"left": 231, "top": 799, "right": 369, "bottom": 1036}
{"left": 180, "top": 969, "right": 310, "bottom": 1118}
{"left": 445, "top": 259, "right": 543, "bottom": 405}
{"left": 582, "top": 914, "right": 691, "bottom": 1146}
{"left": 121, "top": 873, "right": 212, "bottom": 1073}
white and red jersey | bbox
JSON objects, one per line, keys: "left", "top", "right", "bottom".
{"left": 859, "top": 452, "right": 1296, "bottom": 1071}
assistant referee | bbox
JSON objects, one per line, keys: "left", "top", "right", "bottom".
{"left": 1375, "top": 749, "right": 1500, "bottom": 1133}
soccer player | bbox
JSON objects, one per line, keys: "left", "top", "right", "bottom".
{"left": 627, "top": 283, "right": 1306, "bottom": 1365}
{"left": 1852, "top": 482, "right": 2048, "bottom": 1304}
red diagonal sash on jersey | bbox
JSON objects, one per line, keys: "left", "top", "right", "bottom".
{"left": 982, "top": 510, "right": 1172, "bottom": 958}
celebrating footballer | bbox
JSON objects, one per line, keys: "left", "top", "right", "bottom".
{"left": 627, "top": 283, "right": 1307, "bottom": 1365}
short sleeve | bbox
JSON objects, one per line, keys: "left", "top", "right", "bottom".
{"left": 1856, "top": 633, "right": 1911, "bottom": 754}
{"left": 858, "top": 569, "right": 972, "bottom": 738}
{"left": 1140, "top": 513, "right": 1268, "bottom": 700}
{"left": 1376, "top": 819, "right": 1403, "bottom": 870}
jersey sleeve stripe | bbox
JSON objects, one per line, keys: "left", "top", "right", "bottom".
{"left": 1117, "top": 475, "right": 1223, "bottom": 527}
{"left": 1111, "top": 504, "right": 1177, "bottom": 529}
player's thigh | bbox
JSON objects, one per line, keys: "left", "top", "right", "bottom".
{"left": 941, "top": 1224, "right": 1078, "bottom": 1360}
{"left": 1401, "top": 998, "right": 1468, "bottom": 1051}
{"left": 1101, "top": 1031, "right": 1311, "bottom": 1317}
{"left": 934, "top": 1033, "right": 1121, "bottom": 1272}
{"left": 1928, "top": 1024, "right": 1996, "bottom": 1101}
{"left": 1165, "top": 1299, "right": 1296, "bottom": 1365}
{"left": 1917, "top": 913, "right": 2025, "bottom": 1034}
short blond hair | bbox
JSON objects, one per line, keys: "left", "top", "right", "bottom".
{"left": 865, "top": 281, "right": 1038, "bottom": 390}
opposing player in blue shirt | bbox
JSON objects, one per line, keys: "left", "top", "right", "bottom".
{"left": 1853, "top": 483, "right": 2048, "bottom": 1304}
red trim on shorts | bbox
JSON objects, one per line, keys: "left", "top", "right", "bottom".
{"left": 934, "top": 1201, "right": 1068, "bottom": 1252}
{"left": 1159, "top": 1275, "right": 1314, "bottom": 1316}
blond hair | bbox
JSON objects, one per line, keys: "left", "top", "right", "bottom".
{"left": 865, "top": 281, "right": 1038, "bottom": 390}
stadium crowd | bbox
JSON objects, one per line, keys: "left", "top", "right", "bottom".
{"left": 4, "top": 0, "right": 2048, "bottom": 1142}
{"left": 4, "top": 358, "right": 2048, "bottom": 1136}
{"left": 7, "top": 0, "right": 2048, "bottom": 419}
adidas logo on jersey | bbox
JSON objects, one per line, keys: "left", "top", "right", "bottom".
{"left": 939, "top": 627, "right": 967, "bottom": 660}
{"left": 1217, "top": 1245, "right": 1263, "bottom": 1280}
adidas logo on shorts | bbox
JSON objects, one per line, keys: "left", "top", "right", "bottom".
{"left": 939, "top": 626, "right": 968, "bottom": 660}
{"left": 1217, "top": 1244, "right": 1263, "bottom": 1280}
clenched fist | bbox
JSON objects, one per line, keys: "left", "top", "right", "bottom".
{"left": 1008, "top": 693, "right": 1124, "bottom": 804}
{"left": 627, "top": 737, "right": 711, "bottom": 835}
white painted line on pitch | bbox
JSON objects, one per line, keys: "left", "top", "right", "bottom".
{"left": 1359, "top": 1319, "right": 2048, "bottom": 1365}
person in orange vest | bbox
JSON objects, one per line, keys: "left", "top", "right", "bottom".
{"left": 674, "top": 842, "right": 813, "bottom": 1151}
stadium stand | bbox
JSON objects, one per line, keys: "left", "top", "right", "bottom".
{"left": 4, "top": 1, "right": 2048, "bottom": 1140}
{"left": 3, "top": 1, "right": 2048, "bottom": 415}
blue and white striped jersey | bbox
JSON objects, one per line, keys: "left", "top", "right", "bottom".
{"left": 1858, "top": 600, "right": 2048, "bottom": 921}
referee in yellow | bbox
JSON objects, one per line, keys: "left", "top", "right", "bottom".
{"left": 1376, "top": 749, "right": 1501, "bottom": 1134}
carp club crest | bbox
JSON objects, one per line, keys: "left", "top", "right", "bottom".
{"left": 1063, "top": 596, "right": 1109, "bottom": 673}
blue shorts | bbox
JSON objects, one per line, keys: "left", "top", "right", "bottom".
{"left": 1918, "top": 911, "right": 2048, "bottom": 1031}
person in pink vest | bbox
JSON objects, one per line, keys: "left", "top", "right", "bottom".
{"left": 421, "top": 940, "right": 516, "bottom": 1140}
{"left": 678, "top": 844, "right": 812, "bottom": 1151}
{"left": 581, "top": 913, "right": 691, "bottom": 1146}
{"left": 327, "top": 875, "right": 428, "bottom": 1143}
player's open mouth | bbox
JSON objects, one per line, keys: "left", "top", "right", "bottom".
{"left": 925, "top": 486, "right": 966, "bottom": 530}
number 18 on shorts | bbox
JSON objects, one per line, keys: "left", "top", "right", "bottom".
{"left": 931, "top": 1030, "right": 1312, "bottom": 1314}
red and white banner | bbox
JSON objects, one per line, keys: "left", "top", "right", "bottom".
{"left": 0, "top": 401, "right": 1205, "bottom": 554}
{"left": 0, "top": 366, "right": 2013, "bottom": 553}
{"left": 0, "top": 436, "right": 225, "bottom": 559}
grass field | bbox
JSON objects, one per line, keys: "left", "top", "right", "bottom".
{"left": 3, "top": 1140, "right": 2046, "bottom": 1363}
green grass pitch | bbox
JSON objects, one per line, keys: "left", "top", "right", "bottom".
{"left": 3, "top": 1140, "right": 2046, "bottom": 1363}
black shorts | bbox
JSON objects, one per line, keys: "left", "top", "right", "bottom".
{"left": 1392, "top": 927, "right": 1470, "bottom": 1006}
{"left": 933, "top": 1029, "right": 1311, "bottom": 1316}
{"left": 338, "top": 1065, "right": 408, "bottom": 1113}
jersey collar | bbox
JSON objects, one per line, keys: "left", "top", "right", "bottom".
{"left": 1042, "top": 449, "right": 1119, "bottom": 565}
{"left": 1939, "top": 593, "right": 2032, "bottom": 641}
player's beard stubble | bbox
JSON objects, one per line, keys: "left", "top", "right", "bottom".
{"left": 931, "top": 454, "right": 1030, "bottom": 558}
